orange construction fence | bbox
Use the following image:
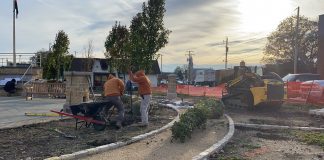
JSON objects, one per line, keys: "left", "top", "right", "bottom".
{"left": 286, "top": 81, "right": 324, "bottom": 106}
{"left": 151, "top": 84, "right": 225, "bottom": 99}
{"left": 152, "top": 82, "right": 324, "bottom": 106}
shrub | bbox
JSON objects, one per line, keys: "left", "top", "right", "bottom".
{"left": 171, "top": 107, "right": 207, "bottom": 143}
{"left": 195, "top": 98, "right": 224, "bottom": 119}
{"left": 120, "top": 95, "right": 130, "bottom": 104}
{"left": 171, "top": 121, "right": 191, "bottom": 143}
{"left": 131, "top": 101, "right": 141, "bottom": 117}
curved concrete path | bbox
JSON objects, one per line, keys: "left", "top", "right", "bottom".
{"left": 192, "top": 114, "right": 235, "bottom": 160}
{"left": 46, "top": 105, "right": 235, "bottom": 160}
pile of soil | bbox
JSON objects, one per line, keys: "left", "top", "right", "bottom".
{"left": 0, "top": 107, "right": 177, "bottom": 160}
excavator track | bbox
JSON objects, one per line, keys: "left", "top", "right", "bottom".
{"left": 221, "top": 90, "right": 255, "bottom": 110}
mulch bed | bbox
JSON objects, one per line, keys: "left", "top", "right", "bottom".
{"left": 0, "top": 107, "right": 177, "bottom": 160}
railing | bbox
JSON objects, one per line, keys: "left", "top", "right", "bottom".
{"left": 24, "top": 82, "right": 66, "bottom": 100}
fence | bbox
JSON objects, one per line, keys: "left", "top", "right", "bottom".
{"left": 24, "top": 82, "right": 66, "bottom": 99}
{"left": 286, "top": 81, "right": 324, "bottom": 106}
{"left": 152, "top": 82, "right": 324, "bottom": 106}
{"left": 151, "top": 84, "right": 225, "bottom": 98}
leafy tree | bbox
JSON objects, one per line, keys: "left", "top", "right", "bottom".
{"left": 31, "top": 50, "right": 52, "bottom": 79}
{"left": 174, "top": 66, "right": 184, "bottom": 80}
{"left": 262, "top": 16, "right": 318, "bottom": 72}
{"left": 129, "top": 0, "right": 171, "bottom": 71}
{"left": 49, "top": 30, "right": 71, "bottom": 80}
{"left": 104, "top": 22, "right": 130, "bottom": 73}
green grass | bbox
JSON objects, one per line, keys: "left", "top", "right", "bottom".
{"left": 296, "top": 132, "right": 324, "bottom": 149}
{"left": 242, "top": 143, "right": 261, "bottom": 150}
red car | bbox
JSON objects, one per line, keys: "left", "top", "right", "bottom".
{"left": 300, "top": 80, "right": 324, "bottom": 103}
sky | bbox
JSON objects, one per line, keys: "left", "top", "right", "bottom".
{"left": 0, "top": 0, "right": 323, "bottom": 72}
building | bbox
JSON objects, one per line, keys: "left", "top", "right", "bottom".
{"left": 193, "top": 68, "right": 215, "bottom": 83}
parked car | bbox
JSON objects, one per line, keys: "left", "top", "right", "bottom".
{"left": 282, "top": 73, "right": 320, "bottom": 82}
{"left": 300, "top": 80, "right": 324, "bottom": 102}
{"left": 282, "top": 73, "right": 320, "bottom": 98}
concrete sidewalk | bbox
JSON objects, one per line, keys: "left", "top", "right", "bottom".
{"left": 309, "top": 108, "right": 324, "bottom": 117}
{"left": 0, "top": 96, "right": 65, "bottom": 129}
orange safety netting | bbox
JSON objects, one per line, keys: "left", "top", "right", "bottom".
{"left": 286, "top": 81, "right": 324, "bottom": 106}
{"left": 151, "top": 84, "right": 225, "bottom": 98}
{"left": 152, "top": 82, "right": 324, "bottom": 106}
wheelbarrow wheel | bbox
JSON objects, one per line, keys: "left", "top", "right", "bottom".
{"left": 93, "top": 115, "right": 106, "bottom": 131}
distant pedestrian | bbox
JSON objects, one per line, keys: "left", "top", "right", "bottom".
{"left": 103, "top": 74, "right": 125, "bottom": 129}
{"left": 128, "top": 69, "right": 152, "bottom": 127}
{"left": 4, "top": 79, "right": 16, "bottom": 96}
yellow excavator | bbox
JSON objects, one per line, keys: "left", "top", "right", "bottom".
{"left": 221, "top": 65, "right": 286, "bottom": 110}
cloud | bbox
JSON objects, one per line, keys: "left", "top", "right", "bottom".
{"left": 1, "top": 0, "right": 323, "bottom": 72}
{"left": 85, "top": 21, "right": 115, "bottom": 30}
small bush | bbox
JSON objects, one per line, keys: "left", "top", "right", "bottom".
{"left": 171, "top": 121, "right": 191, "bottom": 143}
{"left": 171, "top": 107, "right": 207, "bottom": 143}
{"left": 195, "top": 98, "right": 224, "bottom": 119}
{"left": 120, "top": 95, "right": 130, "bottom": 104}
{"left": 131, "top": 101, "right": 141, "bottom": 117}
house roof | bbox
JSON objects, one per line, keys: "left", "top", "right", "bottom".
{"left": 70, "top": 58, "right": 160, "bottom": 74}
{"left": 69, "top": 58, "right": 94, "bottom": 72}
{"left": 150, "top": 60, "right": 161, "bottom": 74}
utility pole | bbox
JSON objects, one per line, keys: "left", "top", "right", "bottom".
{"left": 224, "top": 37, "right": 229, "bottom": 69}
{"left": 160, "top": 54, "right": 163, "bottom": 74}
{"left": 13, "top": 0, "right": 17, "bottom": 67}
{"left": 294, "top": 6, "right": 300, "bottom": 74}
{"left": 185, "top": 50, "right": 194, "bottom": 84}
{"left": 157, "top": 53, "right": 163, "bottom": 74}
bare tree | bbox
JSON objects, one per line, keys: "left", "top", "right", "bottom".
{"left": 83, "top": 40, "right": 95, "bottom": 71}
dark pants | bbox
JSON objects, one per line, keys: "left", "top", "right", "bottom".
{"left": 6, "top": 89, "right": 16, "bottom": 96}
{"left": 103, "top": 96, "right": 124, "bottom": 123}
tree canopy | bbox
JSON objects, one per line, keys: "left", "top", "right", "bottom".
{"left": 129, "top": 0, "right": 171, "bottom": 71}
{"left": 174, "top": 66, "right": 185, "bottom": 81}
{"left": 45, "top": 30, "right": 72, "bottom": 80}
{"left": 104, "top": 22, "right": 130, "bottom": 73}
{"left": 262, "top": 16, "right": 318, "bottom": 72}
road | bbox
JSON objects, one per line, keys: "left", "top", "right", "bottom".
{"left": 0, "top": 96, "right": 65, "bottom": 129}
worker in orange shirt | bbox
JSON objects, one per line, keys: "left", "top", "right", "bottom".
{"left": 104, "top": 74, "right": 125, "bottom": 129}
{"left": 128, "top": 69, "right": 152, "bottom": 127}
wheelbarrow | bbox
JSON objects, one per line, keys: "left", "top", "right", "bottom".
{"left": 51, "top": 101, "right": 115, "bottom": 131}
